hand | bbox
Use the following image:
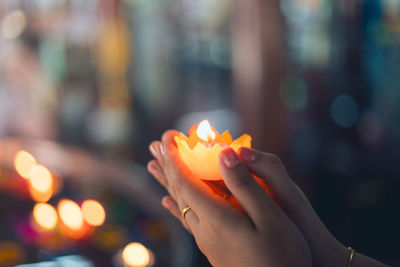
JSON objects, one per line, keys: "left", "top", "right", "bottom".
{"left": 148, "top": 130, "right": 311, "bottom": 267}
{"left": 148, "top": 130, "right": 388, "bottom": 267}
{"left": 230, "top": 143, "right": 388, "bottom": 267}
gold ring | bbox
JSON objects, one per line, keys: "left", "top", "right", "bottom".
{"left": 181, "top": 205, "right": 191, "bottom": 219}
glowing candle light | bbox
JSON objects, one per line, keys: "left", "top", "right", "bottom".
{"left": 175, "top": 120, "right": 251, "bottom": 180}
{"left": 197, "top": 120, "right": 216, "bottom": 142}
{"left": 14, "top": 150, "right": 36, "bottom": 179}
{"left": 58, "top": 199, "right": 84, "bottom": 230}
{"left": 122, "top": 242, "right": 150, "bottom": 267}
{"left": 81, "top": 200, "right": 106, "bottom": 227}
{"left": 33, "top": 203, "right": 58, "bottom": 230}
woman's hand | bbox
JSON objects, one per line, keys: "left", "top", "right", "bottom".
{"left": 148, "top": 130, "right": 388, "bottom": 267}
{"left": 147, "top": 130, "right": 311, "bottom": 267}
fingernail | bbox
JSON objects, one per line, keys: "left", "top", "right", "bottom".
{"left": 149, "top": 162, "right": 161, "bottom": 177}
{"left": 239, "top": 147, "right": 258, "bottom": 163}
{"left": 150, "top": 143, "right": 160, "bottom": 157}
{"left": 220, "top": 148, "right": 241, "bottom": 168}
{"left": 160, "top": 144, "right": 166, "bottom": 156}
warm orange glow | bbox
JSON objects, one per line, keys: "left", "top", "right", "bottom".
{"left": 122, "top": 242, "right": 150, "bottom": 267}
{"left": 197, "top": 120, "right": 216, "bottom": 141}
{"left": 29, "top": 186, "right": 53, "bottom": 203}
{"left": 81, "top": 200, "right": 106, "bottom": 227}
{"left": 14, "top": 150, "right": 36, "bottom": 179}
{"left": 27, "top": 164, "right": 54, "bottom": 202}
{"left": 28, "top": 165, "right": 53, "bottom": 193}
{"left": 175, "top": 121, "right": 251, "bottom": 180}
{"left": 33, "top": 203, "right": 57, "bottom": 230}
{"left": 58, "top": 199, "right": 84, "bottom": 230}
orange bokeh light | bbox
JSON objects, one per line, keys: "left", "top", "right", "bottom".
{"left": 81, "top": 200, "right": 106, "bottom": 227}
{"left": 28, "top": 165, "right": 53, "bottom": 193}
{"left": 58, "top": 199, "right": 84, "bottom": 230}
{"left": 122, "top": 242, "right": 150, "bottom": 267}
{"left": 33, "top": 203, "right": 58, "bottom": 230}
{"left": 14, "top": 150, "right": 36, "bottom": 179}
{"left": 28, "top": 164, "right": 53, "bottom": 202}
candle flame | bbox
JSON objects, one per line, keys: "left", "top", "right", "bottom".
{"left": 197, "top": 120, "right": 216, "bottom": 142}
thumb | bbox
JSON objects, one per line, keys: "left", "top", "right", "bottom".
{"left": 238, "top": 147, "right": 310, "bottom": 216}
{"left": 219, "top": 148, "right": 282, "bottom": 227}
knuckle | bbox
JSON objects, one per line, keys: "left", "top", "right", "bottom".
{"left": 228, "top": 174, "right": 253, "bottom": 188}
{"left": 225, "top": 213, "right": 246, "bottom": 228}
{"left": 264, "top": 153, "right": 282, "bottom": 168}
{"left": 267, "top": 153, "right": 281, "bottom": 164}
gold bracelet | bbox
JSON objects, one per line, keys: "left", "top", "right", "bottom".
{"left": 347, "top": 247, "right": 355, "bottom": 267}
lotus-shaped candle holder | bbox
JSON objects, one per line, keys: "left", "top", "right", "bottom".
{"left": 174, "top": 120, "right": 252, "bottom": 181}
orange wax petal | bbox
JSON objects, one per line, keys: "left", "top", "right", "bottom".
{"left": 187, "top": 131, "right": 202, "bottom": 149}
{"left": 178, "top": 132, "right": 188, "bottom": 142}
{"left": 175, "top": 136, "right": 191, "bottom": 152}
{"left": 175, "top": 126, "right": 252, "bottom": 181}
{"left": 189, "top": 144, "right": 224, "bottom": 180}
{"left": 192, "top": 143, "right": 210, "bottom": 161}
{"left": 230, "top": 134, "right": 252, "bottom": 152}
{"left": 216, "top": 130, "right": 233, "bottom": 144}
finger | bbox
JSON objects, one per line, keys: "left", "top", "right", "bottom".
{"left": 161, "top": 138, "right": 241, "bottom": 225}
{"left": 149, "top": 141, "right": 163, "bottom": 160}
{"left": 162, "top": 196, "right": 192, "bottom": 233}
{"left": 147, "top": 160, "right": 168, "bottom": 187}
{"left": 161, "top": 130, "right": 180, "bottom": 147}
{"left": 238, "top": 147, "right": 308, "bottom": 211}
{"left": 161, "top": 195, "right": 180, "bottom": 218}
{"left": 148, "top": 155, "right": 199, "bottom": 228}
{"left": 219, "top": 147, "right": 282, "bottom": 227}
{"left": 173, "top": 193, "right": 200, "bottom": 229}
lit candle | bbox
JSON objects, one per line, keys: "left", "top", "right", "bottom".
{"left": 175, "top": 120, "right": 251, "bottom": 180}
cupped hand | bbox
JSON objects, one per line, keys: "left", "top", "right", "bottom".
{"left": 147, "top": 130, "right": 311, "bottom": 267}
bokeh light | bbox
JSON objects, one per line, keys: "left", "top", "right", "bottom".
{"left": 81, "top": 199, "right": 106, "bottom": 227}
{"left": 331, "top": 94, "right": 358, "bottom": 128}
{"left": 1, "top": 10, "right": 26, "bottom": 40}
{"left": 29, "top": 187, "right": 54, "bottom": 203}
{"left": 27, "top": 164, "right": 54, "bottom": 202}
{"left": 14, "top": 151, "right": 37, "bottom": 179}
{"left": 279, "top": 76, "right": 308, "bottom": 111}
{"left": 28, "top": 165, "right": 53, "bottom": 193}
{"left": 58, "top": 199, "right": 84, "bottom": 230}
{"left": 122, "top": 242, "right": 150, "bottom": 267}
{"left": 32, "top": 203, "right": 58, "bottom": 231}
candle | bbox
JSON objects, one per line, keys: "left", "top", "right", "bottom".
{"left": 175, "top": 120, "right": 252, "bottom": 180}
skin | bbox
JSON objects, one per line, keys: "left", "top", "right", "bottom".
{"left": 148, "top": 130, "right": 388, "bottom": 267}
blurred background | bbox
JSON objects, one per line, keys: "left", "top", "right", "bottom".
{"left": 0, "top": 0, "right": 399, "bottom": 266}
